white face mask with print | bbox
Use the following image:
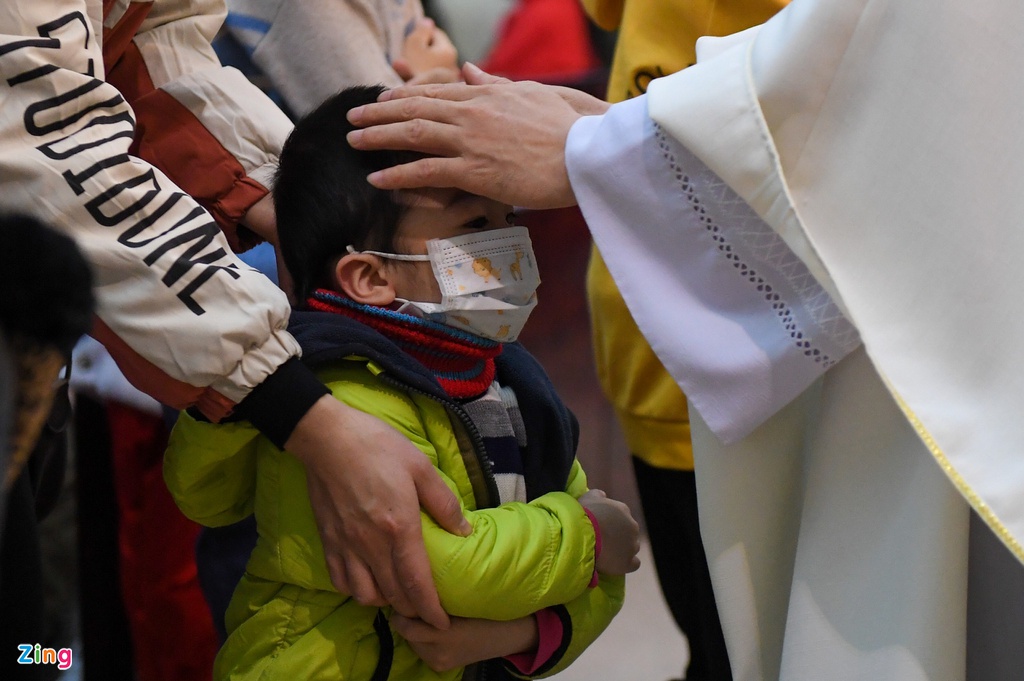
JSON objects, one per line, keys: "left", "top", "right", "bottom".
{"left": 348, "top": 226, "right": 541, "bottom": 342}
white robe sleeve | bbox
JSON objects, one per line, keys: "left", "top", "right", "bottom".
{"left": 566, "top": 95, "right": 858, "bottom": 443}
{"left": 572, "top": 0, "right": 1024, "bottom": 564}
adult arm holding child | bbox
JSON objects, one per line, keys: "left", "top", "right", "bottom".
{"left": 0, "top": 0, "right": 465, "bottom": 631}
{"left": 345, "top": 64, "right": 608, "bottom": 208}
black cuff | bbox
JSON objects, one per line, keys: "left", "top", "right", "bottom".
{"left": 234, "top": 356, "right": 330, "bottom": 449}
{"left": 527, "top": 604, "right": 572, "bottom": 678}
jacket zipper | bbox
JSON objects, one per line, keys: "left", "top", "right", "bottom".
{"left": 379, "top": 374, "right": 503, "bottom": 681}
{"left": 379, "top": 374, "right": 500, "bottom": 508}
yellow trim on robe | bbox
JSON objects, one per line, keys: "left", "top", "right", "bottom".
{"left": 886, "top": 381, "right": 1024, "bottom": 564}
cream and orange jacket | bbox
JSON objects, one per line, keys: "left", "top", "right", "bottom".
{"left": 0, "top": 1, "right": 324, "bottom": 439}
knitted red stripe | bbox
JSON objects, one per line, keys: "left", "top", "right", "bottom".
{"left": 307, "top": 292, "right": 500, "bottom": 399}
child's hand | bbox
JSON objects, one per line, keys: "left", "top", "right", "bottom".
{"left": 578, "top": 489, "right": 641, "bottom": 575}
{"left": 391, "top": 614, "right": 538, "bottom": 672}
{"left": 394, "top": 17, "right": 458, "bottom": 81}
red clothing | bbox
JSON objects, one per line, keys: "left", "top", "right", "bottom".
{"left": 481, "top": 0, "right": 599, "bottom": 82}
{"left": 108, "top": 402, "right": 219, "bottom": 681}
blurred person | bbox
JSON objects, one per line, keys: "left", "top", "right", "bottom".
{"left": 580, "top": 1, "right": 786, "bottom": 679}
{"left": 222, "top": 0, "right": 460, "bottom": 118}
{"left": 0, "top": 340, "right": 11, "bottom": 536}
{"left": 165, "top": 86, "right": 638, "bottom": 681}
{"left": 0, "top": 214, "right": 93, "bottom": 681}
{"left": 72, "top": 335, "right": 220, "bottom": 681}
{"left": 340, "top": 0, "right": 1024, "bottom": 676}
{"left": 479, "top": 0, "right": 600, "bottom": 83}
{"left": 0, "top": 3, "right": 472, "bottom": 665}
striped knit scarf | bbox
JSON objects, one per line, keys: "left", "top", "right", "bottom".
{"left": 307, "top": 289, "right": 502, "bottom": 400}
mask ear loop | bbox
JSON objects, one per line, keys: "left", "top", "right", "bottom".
{"left": 345, "top": 245, "right": 431, "bottom": 261}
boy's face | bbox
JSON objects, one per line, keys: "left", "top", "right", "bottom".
{"left": 385, "top": 188, "right": 513, "bottom": 303}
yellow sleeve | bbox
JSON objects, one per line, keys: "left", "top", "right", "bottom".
{"left": 423, "top": 489, "right": 598, "bottom": 621}
{"left": 164, "top": 411, "right": 260, "bottom": 527}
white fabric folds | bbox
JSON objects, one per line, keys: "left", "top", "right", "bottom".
{"left": 567, "top": 0, "right": 1024, "bottom": 678}
{"left": 568, "top": 98, "right": 858, "bottom": 444}
{"left": 648, "top": 0, "right": 1024, "bottom": 566}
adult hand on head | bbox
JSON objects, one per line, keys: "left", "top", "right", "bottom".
{"left": 458, "top": 64, "right": 611, "bottom": 117}
{"left": 286, "top": 395, "right": 471, "bottom": 629}
{"left": 346, "top": 63, "right": 610, "bottom": 210}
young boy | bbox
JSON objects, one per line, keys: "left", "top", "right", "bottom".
{"left": 164, "top": 86, "right": 640, "bottom": 681}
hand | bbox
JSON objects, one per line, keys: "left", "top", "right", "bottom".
{"left": 285, "top": 395, "right": 472, "bottom": 629}
{"left": 578, "top": 489, "right": 641, "bottom": 575}
{"left": 240, "top": 192, "right": 278, "bottom": 244}
{"left": 460, "top": 63, "right": 610, "bottom": 116}
{"left": 346, "top": 64, "right": 590, "bottom": 209}
{"left": 236, "top": 192, "right": 297, "bottom": 303}
{"left": 394, "top": 18, "right": 458, "bottom": 80}
{"left": 391, "top": 614, "right": 539, "bottom": 672}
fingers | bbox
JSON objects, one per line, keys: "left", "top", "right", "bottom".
{"left": 391, "top": 525, "right": 451, "bottom": 629}
{"left": 341, "top": 555, "right": 387, "bottom": 607}
{"left": 389, "top": 613, "right": 428, "bottom": 640}
{"left": 552, "top": 85, "right": 613, "bottom": 117}
{"left": 383, "top": 458, "right": 467, "bottom": 629}
{"left": 320, "top": 516, "right": 388, "bottom": 607}
{"left": 324, "top": 550, "right": 350, "bottom": 594}
{"left": 333, "top": 503, "right": 449, "bottom": 628}
{"left": 577, "top": 487, "right": 607, "bottom": 506}
{"left": 347, "top": 113, "right": 461, "bottom": 153}
{"left": 462, "top": 62, "right": 510, "bottom": 86}
{"left": 366, "top": 156, "right": 471, "bottom": 193}
{"left": 416, "top": 462, "right": 472, "bottom": 537}
{"left": 393, "top": 620, "right": 459, "bottom": 672}
{"left": 378, "top": 81, "right": 481, "bottom": 104}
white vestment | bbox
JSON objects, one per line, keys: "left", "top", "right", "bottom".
{"left": 565, "top": 0, "right": 1024, "bottom": 679}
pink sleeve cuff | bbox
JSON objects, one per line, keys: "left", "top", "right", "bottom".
{"left": 583, "top": 507, "right": 601, "bottom": 587}
{"left": 504, "top": 608, "right": 565, "bottom": 674}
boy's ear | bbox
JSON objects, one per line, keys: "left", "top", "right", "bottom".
{"left": 333, "top": 254, "right": 397, "bottom": 306}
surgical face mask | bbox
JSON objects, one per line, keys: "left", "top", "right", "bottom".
{"left": 349, "top": 226, "right": 540, "bottom": 342}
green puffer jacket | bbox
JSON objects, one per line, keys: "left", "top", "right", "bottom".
{"left": 164, "top": 310, "right": 624, "bottom": 681}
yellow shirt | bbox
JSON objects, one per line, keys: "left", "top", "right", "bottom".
{"left": 582, "top": 0, "right": 788, "bottom": 470}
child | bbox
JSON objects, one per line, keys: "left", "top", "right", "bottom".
{"left": 164, "top": 85, "right": 640, "bottom": 681}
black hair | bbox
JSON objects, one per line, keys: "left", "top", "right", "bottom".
{"left": 275, "top": 85, "right": 415, "bottom": 301}
{"left": 0, "top": 213, "right": 94, "bottom": 357}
